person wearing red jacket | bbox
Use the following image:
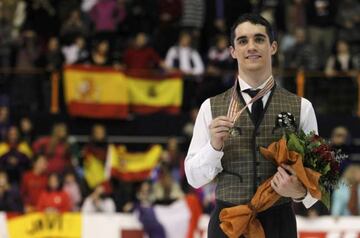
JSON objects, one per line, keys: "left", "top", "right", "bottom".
{"left": 37, "top": 173, "right": 71, "bottom": 212}
{"left": 21, "top": 155, "right": 48, "bottom": 212}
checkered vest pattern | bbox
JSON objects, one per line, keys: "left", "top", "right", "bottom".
{"left": 210, "top": 85, "right": 301, "bottom": 205}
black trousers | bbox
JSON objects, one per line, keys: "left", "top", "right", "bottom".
{"left": 208, "top": 200, "right": 297, "bottom": 238}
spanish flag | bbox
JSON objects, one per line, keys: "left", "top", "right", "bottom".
{"left": 126, "top": 71, "right": 183, "bottom": 114}
{"left": 83, "top": 154, "right": 106, "bottom": 189}
{"left": 64, "top": 65, "right": 128, "bottom": 119}
{"left": 106, "top": 144, "right": 163, "bottom": 182}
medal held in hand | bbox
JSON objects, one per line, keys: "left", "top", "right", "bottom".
{"left": 227, "top": 76, "right": 275, "bottom": 136}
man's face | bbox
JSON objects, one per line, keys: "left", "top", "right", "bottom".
{"left": 230, "top": 22, "right": 277, "bottom": 73}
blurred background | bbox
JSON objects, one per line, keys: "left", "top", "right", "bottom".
{"left": 0, "top": 0, "right": 359, "bottom": 237}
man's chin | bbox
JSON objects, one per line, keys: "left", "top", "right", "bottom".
{"left": 244, "top": 64, "right": 263, "bottom": 71}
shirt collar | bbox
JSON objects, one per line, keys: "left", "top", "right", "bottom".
{"left": 237, "top": 75, "right": 273, "bottom": 92}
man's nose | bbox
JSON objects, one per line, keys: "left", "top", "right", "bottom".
{"left": 247, "top": 39, "right": 256, "bottom": 51}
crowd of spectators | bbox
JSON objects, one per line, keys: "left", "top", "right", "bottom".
{"left": 0, "top": 0, "right": 359, "bottom": 115}
{"left": 0, "top": 0, "right": 359, "bottom": 220}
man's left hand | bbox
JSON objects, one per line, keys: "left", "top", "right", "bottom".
{"left": 270, "top": 164, "right": 307, "bottom": 199}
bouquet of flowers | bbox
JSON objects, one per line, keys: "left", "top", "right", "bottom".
{"left": 278, "top": 112, "right": 347, "bottom": 209}
{"left": 219, "top": 112, "right": 347, "bottom": 238}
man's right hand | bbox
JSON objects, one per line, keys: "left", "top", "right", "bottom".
{"left": 209, "top": 116, "right": 234, "bottom": 151}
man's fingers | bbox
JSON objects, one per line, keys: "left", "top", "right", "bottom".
{"left": 211, "top": 120, "right": 234, "bottom": 129}
{"left": 273, "top": 174, "right": 281, "bottom": 186}
{"left": 212, "top": 126, "right": 231, "bottom": 133}
{"left": 271, "top": 179, "right": 278, "bottom": 190}
{"left": 215, "top": 116, "right": 233, "bottom": 122}
{"left": 277, "top": 166, "right": 290, "bottom": 179}
{"left": 281, "top": 164, "right": 296, "bottom": 176}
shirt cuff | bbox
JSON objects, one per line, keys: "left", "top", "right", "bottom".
{"left": 292, "top": 190, "right": 318, "bottom": 208}
{"left": 201, "top": 141, "right": 224, "bottom": 167}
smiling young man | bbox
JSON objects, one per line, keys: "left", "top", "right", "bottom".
{"left": 185, "top": 13, "right": 318, "bottom": 237}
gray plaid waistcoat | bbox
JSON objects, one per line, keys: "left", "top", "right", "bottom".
{"left": 210, "top": 85, "right": 301, "bottom": 205}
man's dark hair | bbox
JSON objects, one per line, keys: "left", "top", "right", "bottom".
{"left": 230, "top": 13, "right": 275, "bottom": 46}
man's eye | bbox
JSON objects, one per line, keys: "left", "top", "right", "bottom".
{"left": 238, "top": 39, "right": 247, "bottom": 45}
{"left": 255, "top": 37, "right": 265, "bottom": 43}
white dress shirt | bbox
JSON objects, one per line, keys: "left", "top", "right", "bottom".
{"left": 185, "top": 76, "right": 318, "bottom": 208}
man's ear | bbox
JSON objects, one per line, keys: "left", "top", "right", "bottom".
{"left": 230, "top": 46, "right": 236, "bottom": 59}
{"left": 271, "top": 41, "right": 278, "bottom": 55}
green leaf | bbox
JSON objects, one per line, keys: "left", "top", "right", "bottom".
{"left": 322, "top": 163, "right": 331, "bottom": 174}
{"left": 287, "top": 133, "right": 304, "bottom": 156}
{"left": 320, "top": 187, "right": 331, "bottom": 211}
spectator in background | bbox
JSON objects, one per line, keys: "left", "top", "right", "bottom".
{"left": 82, "top": 124, "right": 108, "bottom": 190}
{"left": 161, "top": 137, "right": 185, "bottom": 185}
{"left": 14, "top": 30, "right": 40, "bottom": 70}
{"left": 325, "top": 40, "right": 356, "bottom": 76}
{"left": 0, "top": 126, "right": 32, "bottom": 185}
{"left": 282, "top": 28, "right": 321, "bottom": 70}
{"left": 55, "top": 0, "right": 81, "bottom": 23}
{"left": 33, "top": 122, "right": 72, "bottom": 174}
{"left": 11, "top": 0, "right": 27, "bottom": 39}
{"left": 200, "top": 34, "right": 234, "bottom": 102}
{"left": 81, "top": 184, "right": 116, "bottom": 213}
{"left": 19, "top": 116, "right": 35, "bottom": 145}
{"left": 207, "top": 35, "right": 233, "bottom": 75}
{"left": 90, "top": 0, "right": 125, "bottom": 42}
{"left": 0, "top": 170, "right": 23, "bottom": 212}
{"left": 23, "top": 0, "right": 58, "bottom": 39}
{"left": 203, "top": 0, "right": 227, "bottom": 48}
{"left": 37, "top": 173, "right": 71, "bottom": 212}
{"left": 324, "top": 40, "right": 358, "bottom": 114}
{"left": 60, "top": 9, "right": 89, "bottom": 44}
{"left": 305, "top": 0, "right": 337, "bottom": 65}
{"left": 38, "top": 36, "right": 64, "bottom": 73}
{"left": 332, "top": 164, "right": 360, "bottom": 216}
{"left": 330, "top": 126, "right": 351, "bottom": 150}
{"left": 82, "top": 40, "right": 113, "bottom": 67}
{"left": 126, "top": 0, "right": 157, "bottom": 35}
{"left": 0, "top": 11, "right": 14, "bottom": 70}
{"left": 335, "top": 0, "right": 360, "bottom": 46}
{"left": 135, "top": 180, "right": 166, "bottom": 238}
{"left": 122, "top": 32, "right": 165, "bottom": 72}
{"left": 12, "top": 30, "right": 41, "bottom": 113}
{"left": 0, "top": 97, "right": 10, "bottom": 142}
{"left": 180, "top": 0, "right": 205, "bottom": 48}
{"left": 62, "top": 36, "right": 89, "bottom": 65}
{"left": 330, "top": 126, "right": 354, "bottom": 173}
{"left": 20, "top": 154, "right": 48, "bottom": 213}
{"left": 152, "top": 166, "right": 184, "bottom": 205}
{"left": 165, "top": 32, "right": 204, "bottom": 76}
{"left": 63, "top": 171, "right": 82, "bottom": 211}
{"left": 153, "top": 0, "right": 182, "bottom": 56}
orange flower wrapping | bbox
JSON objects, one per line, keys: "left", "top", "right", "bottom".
{"left": 219, "top": 137, "right": 322, "bottom": 238}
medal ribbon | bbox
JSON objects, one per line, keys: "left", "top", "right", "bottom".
{"left": 227, "top": 76, "right": 274, "bottom": 123}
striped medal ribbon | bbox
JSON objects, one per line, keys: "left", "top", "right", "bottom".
{"left": 227, "top": 76, "right": 275, "bottom": 136}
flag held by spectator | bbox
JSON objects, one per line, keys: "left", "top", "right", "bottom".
{"left": 106, "top": 144, "right": 163, "bottom": 181}
{"left": 83, "top": 153, "right": 106, "bottom": 189}
{"left": 64, "top": 65, "right": 129, "bottom": 119}
{"left": 127, "top": 72, "right": 183, "bottom": 115}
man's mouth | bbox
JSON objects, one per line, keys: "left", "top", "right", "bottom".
{"left": 246, "top": 55, "right": 261, "bottom": 59}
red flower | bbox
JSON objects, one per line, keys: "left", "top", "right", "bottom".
{"left": 311, "top": 134, "right": 322, "bottom": 142}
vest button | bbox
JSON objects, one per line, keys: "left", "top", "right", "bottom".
{"left": 256, "top": 131, "right": 260, "bottom": 136}
{"left": 256, "top": 161, "right": 260, "bottom": 166}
